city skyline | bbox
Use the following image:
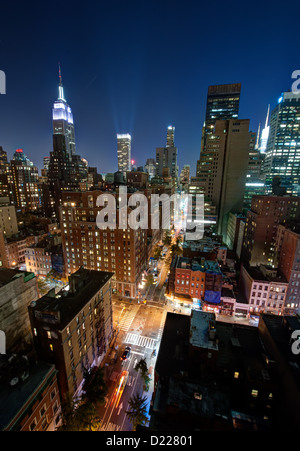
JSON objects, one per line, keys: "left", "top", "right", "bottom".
{"left": 1, "top": 0, "right": 300, "bottom": 435}
{"left": 0, "top": 0, "right": 299, "bottom": 175}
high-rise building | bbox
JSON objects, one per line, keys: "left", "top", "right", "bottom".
{"left": 179, "top": 165, "right": 190, "bottom": 191}
{"left": 10, "top": 149, "right": 40, "bottom": 211}
{"left": 0, "top": 197, "right": 18, "bottom": 237}
{"left": 144, "top": 158, "right": 156, "bottom": 179}
{"left": 45, "top": 70, "right": 87, "bottom": 220}
{"left": 197, "top": 83, "right": 241, "bottom": 169}
{"left": 156, "top": 126, "right": 178, "bottom": 180}
{"left": 204, "top": 83, "right": 241, "bottom": 131}
{"left": 166, "top": 125, "right": 175, "bottom": 147}
{"left": 241, "top": 195, "right": 300, "bottom": 267}
{"left": 28, "top": 268, "right": 114, "bottom": 398}
{"left": 60, "top": 190, "right": 148, "bottom": 298}
{"left": 276, "top": 223, "right": 300, "bottom": 314}
{"left": 52, "top": 65, "right": 76, "bottom": 158}
{"left": 0, "top": 146, "right": 13, "bottom": 202}
{"left": 196, "top": 119, "right": 251, "bottom": 238}
{"left": 244, "top": 131, "right": 266, "bottom": 209}
{"left": 263, "top": 91, "right": 300, "bottom": 195}
{"left": 117, "top": 134, "right": 131, "bottom": 173}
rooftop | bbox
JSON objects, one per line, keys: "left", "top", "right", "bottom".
{"left": 244, "top": 265, "right": 288, "bottom": 284}
{"left": 0, "top": 268, "right": 35, "bottom": 288}
{"left": 0, "top": 357, "right": 56, "bottom": 431}
{"left": 29, "top": 268, "right": 113, "bottom": 329}
{"left": 176, "top": 256, "right": 222, "bottom": 274}
{"left": 189, "top": 310, "right": 219, "bottom": 351}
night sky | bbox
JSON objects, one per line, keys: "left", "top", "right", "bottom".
{"left": 0, "top": 0, "right": 299, "bottom": 175}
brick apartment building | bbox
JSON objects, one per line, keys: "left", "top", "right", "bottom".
{"left": 241, "top": 195, "right": 300, "bottom": 267}
{"left": 28, "top": 268, "right": 113, "bottom": 398}
{"left": 60, "top": 189, "right": 149, "bottom": 298}
{"left": 168, "top": 255, "right": 223, "bottom": 304}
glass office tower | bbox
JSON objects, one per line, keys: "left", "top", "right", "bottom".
{"left": 263, "top": 91, "right": 300, "bottom": 196}
{"left": 197, "top": 83, "right": 241, "bottom": 177}
{"left": 117, "top": 134, "right": 132, "bottom": 173}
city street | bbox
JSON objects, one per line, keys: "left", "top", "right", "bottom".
{"left": 100, "top": 293, "right": 167, "bottom": 431}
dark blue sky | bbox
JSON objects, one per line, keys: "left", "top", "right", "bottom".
{"left": 0, "top": 0, "right": 299, "bottom": 175}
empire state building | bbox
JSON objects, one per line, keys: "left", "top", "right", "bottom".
{"left": 52, "top": 65, "right": 76, "bottom": 158}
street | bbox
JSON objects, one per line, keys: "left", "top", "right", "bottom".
{"left": 99, "top": 300, "right": 167, "bottom": 431}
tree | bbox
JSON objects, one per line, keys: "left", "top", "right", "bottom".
{"left": 162, "top": 230, "right": 172, "bottom": 246}
{"left": 170, "top": 237, "right": 182, "bottom": 257}
{"left": 82, "top": 367, "right": 108, "bottom": 407}
{"left": 153, "top": 246, "right": 162, "bottom": 261}
{"left": 145, "top": 273, "right": 155, "bottom": 287}
{"left": 57, "top": 367, "right": 108, "bottom": 431}
{"left": 57, "top": 393, "right": 82, "bottom": 431}
{"left": 58, "top": 392, "right": 102, "bottom": 431}
{"left": 125, "top": 393, "right": 149, "bottom": 431}
{"left": 134, "top": 358, "right": 151, "bottom": 391}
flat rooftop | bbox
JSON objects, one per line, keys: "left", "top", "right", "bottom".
{"left": 189, "top": 310, "right": 218, "bottom": 351}
{"left": 29, "top": 268, "right": 113, "bottom": 329}
{"left": 0, "top": 268, "right": 34, "bottom": 288}
{"left": 0, "top": 358, "right": 56, "bottom": 431}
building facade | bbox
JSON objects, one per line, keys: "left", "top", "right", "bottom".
{"left": 60, "top": 190, "right": 148, "bottom": 298}
{"left": 117, "top": 134, "right": 131, "bottom": 173}
{"left": 197, "top": 119, "right": 251, "bottom": 238}
{"left": 0, "top": 268, "right": 38, "bottom": 354}
{"left": 28, "top": 268, "right": 113, "bottom": 398}
{"left": 241, "top": 195, "right": 300, "bottom": 267}
{"left": 263, "top": 91, "right": 300, "bottom": 196}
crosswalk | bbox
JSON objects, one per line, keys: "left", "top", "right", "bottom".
{"left": 117, "top": 305, "right": 140, "bottom": 332}
{"left": 101, "top": 422, "right": 121, "bottom": 431}
{"left": 124, "top": 333, "right": 157, "bottom": 349}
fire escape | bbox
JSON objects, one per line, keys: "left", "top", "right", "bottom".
{"left": 95, "top": 297, "right": 106, "bottom": 357}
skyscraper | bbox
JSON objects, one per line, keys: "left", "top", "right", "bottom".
{"left": 197, "top": 83, "right": 241, "bottom": 177}
{"left": 117, "top": 134, "right": 131, "bottom": 173}
{"left": 204, "top": 83, "right": 241, "bottom": 132}
{"left": 156, "top": 126, "right": 178, "bottom": 180}
{"left": 243, "top": 131, "right": 266, "bottom": 209}
{"left": 10, "top": 149, "right": 40, "bottom": 211}
{"left": 45, "top": 68, "right": 86, "bottom": 219}
{"left": 197, "top": 119, "right": 251, "bottom": 238}
{"left": 166, "top": 125, "right": 175, "bottom": 147}
{"left": 0, "top": 146, "right": 13, "bottom": 202}
{"left": 263, "top": 91, "right": 300, "bottom": 195}
{"left": 52, "top": 65, "right": 76, "bottom": 158}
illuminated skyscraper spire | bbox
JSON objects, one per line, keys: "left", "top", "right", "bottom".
{"left": 265, "top": 104, "right": 270, "bottom": 128}
{"left": 259, "top": 104, "right": 270, "bottom": 153}
{"left": 58, "top": 62, "right": 65, "bottom": 101}
{"left": 255, "top": 122, "right": 261, "bottom": 149}
{"left": 52, "top": 64, "right": 76, "bottom": 157}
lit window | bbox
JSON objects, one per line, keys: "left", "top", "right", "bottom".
{"left": 251, "top": 389, "right": 258, "bottom": 398}
{"left": 234, "top": 372, "right": 239, "bottom": 379}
